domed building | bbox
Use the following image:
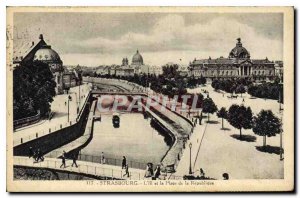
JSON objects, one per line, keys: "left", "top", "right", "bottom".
{"left": 131, "top": 50, "right": 144, "bottom": 66}
{"left": 229, "top": 38, "right": 251, "bottom": 59}
{"left": 34, "top": 45, "right": 64, "bottom": 94}
{"left": 13, "top": 34, "right": 67, "bottom": 94}
{"left": 189, "top": 38, "right": 276, "bottom": 82}
{"left": 34, "top": 45, "right": 63, "bottom": 72}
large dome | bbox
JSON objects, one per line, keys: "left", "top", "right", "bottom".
{"left": 132, "top": 50, "right": 144, "bottom": 65}
{"left": 229, "top": 38, "right": 250, "bottom": 59}
{"left": 34, "top": 45, "right": 62, "bottom": 63}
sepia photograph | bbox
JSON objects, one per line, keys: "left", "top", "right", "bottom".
{"left": 6, "top": 6, "right": 294, "bottom": 192}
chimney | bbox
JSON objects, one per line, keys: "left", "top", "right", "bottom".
{"left": 39, "top": 34, "right": 44, "bottom": 40}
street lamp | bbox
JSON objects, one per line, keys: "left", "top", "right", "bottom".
{"left": 278, "top": 82, "right": 283, "bottom": 112}
{"left": 280, "top": 128, "right": 284, "bottom": 161}
{"left": 67, "top": 95, "right": 72, "bottom": 122}
{"left": 279, "top": 115, "right": 284, "bottom": 161}
{"left": 79, "top": 83, "right": 81, "bottom": 108}
{"left": 189, "top": 142, "right": 192, "bottom": 174}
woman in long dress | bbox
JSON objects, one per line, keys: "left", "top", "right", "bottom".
{"left": 144, "top": 163, "right": 151, "bottom": 178}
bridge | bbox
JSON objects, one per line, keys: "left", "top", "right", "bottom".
{"left": 14, "top": 156, "right": 181, "bottom": 180}
{"left": 91, "top": 90, "right": 147, "bottom": 96}
{"left": 14, "top": 156, "right": 146, "bottom": 180}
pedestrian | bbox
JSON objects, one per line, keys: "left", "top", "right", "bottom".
{"left": 154, "top": 165, "right": 161, "bottom": 180}
{"left": 28, "top": 147, "right": 33, "bottom": 158}
{"left": 223, "top": 173, "right": 229, "bottom": 180}
{"left": 35, "top": 149, "right": 41, "bottom": 162}
{"left": 100, "top": 152, "right": 105, "bottom": 164}
{"left": 71, "top": 154, "right": 78, "bottom": 168}
{"left": 123, "top": 164, "right": 130, "bottom": 177}
{"left": 37, "top": 149, "right": 44, "bottom": 162}
{"left": 122, "top": 156, "right": 127, "bottom": 169}
{"left": 65, "top": 101, "right": 67, "bottom": 106}
{"left": 33, "top": 151, "right": 38, "bottom": 162}
{"left": 242, "top": 98, "right": 245, "bottom": 102}
{"left": 199, "top": 112, "right": 203, "bottom": 125}
{"left": 144, "top": 163, "right": 151, "bottom": 178}
{"left": 200, "top": 168, "right": 205, "bottom": 178}
{"left": 149, "top": 163, "right": 154, "bottom": 176}
{"left": 60, "top": 151, "right": 66, "bottom": 168}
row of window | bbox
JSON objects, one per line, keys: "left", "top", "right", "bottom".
{"left": 193, "top": 65, "right": 271, "bottom": 70}
{"left": 193, "top": 70, "right": 273, "bottom": 76}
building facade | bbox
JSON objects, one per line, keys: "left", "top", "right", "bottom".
{"left": 274, "top": 60, "right": 283, "bottom": 80}
{"left": 109, "top": 50, "right": 145, "bottom": 77}
{"left": 33, "top": 44, "right": 64, "bottom": 94}
{"left": 189, "top": 38, "right": 278, "bottom": 81}
{"left": 13, "top": 34, "right": 80, "bottom": 94}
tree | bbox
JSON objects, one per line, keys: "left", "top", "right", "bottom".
{"left": 202, "top": 98, "right": 218, "bottom": 122}
{"left": 227, "top": 104, "right": 253, "bottom": 138}
{"left": 13, "top": 61, "right": 56, "bottom": 120}
{"left": 217, "top": 107, "right": 227, "bottom": 129}
{"left": 274, "top": 76, "right": 281, "bottom": 84}
{"left": 211, "top": 79, "right": 220, "bottom": 91}
{"left": 252, "top": 110, "right": 282, "bottom": 147}
{"left": 198, "top": 76, "right": 206, "bottom": 85}
{"left": 236, "top": 84, "right": 246, "bottom": 97}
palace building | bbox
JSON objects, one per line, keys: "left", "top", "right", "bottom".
{"left": 189, "top": 38, "right": 278, "bottom": 81}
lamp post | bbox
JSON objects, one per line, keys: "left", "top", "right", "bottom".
{"left": 279, "top": 114, "right": 284, "bottom": 161}
{"left": 67, "top": 95, "right": 71, "bottom": 122}
{"left": 79, "top": 83, "right": 81, "bottom": 109}
{"left": 189, "top": 142, "right": 192, "bottom": 174}
{"left": 278, "top": 82, "right": 283, "bottom": 112}
{"left": 280, "top": 128, "right": 283, "bottom": 161}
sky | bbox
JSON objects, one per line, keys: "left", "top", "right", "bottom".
{"left": 13, "top": 12, "right": 283, "bottom": 67}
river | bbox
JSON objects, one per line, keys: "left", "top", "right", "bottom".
{"left": 80, "top": 112, "right": 171, "bottom": 166}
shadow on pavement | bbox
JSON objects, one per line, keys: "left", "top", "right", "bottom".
{"left": 206, "top": 120, "right": 219, "bottom": 124}
{"left": 230, "top": 134, "right": 257, "bottom": 142}
{"left": 221, "top": 127, "right": 231, "bottom": 131}
{"left": 256, "top": 145, "right": 284, "bottom": 155}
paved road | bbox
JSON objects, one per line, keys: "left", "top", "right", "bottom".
{"left": 13, "top": 84, "right": 91, "bottom": 146}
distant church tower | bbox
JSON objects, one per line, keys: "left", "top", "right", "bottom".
{"left": 122, "top": 57, "right": 128, "bottom": 66}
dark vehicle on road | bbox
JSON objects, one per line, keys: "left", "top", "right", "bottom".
{"left": 112, "top": 114, "right": 120, "bottom": 128}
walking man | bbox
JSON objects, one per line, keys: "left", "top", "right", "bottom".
{"left": 200, "top": 168, "right": 205, "bottom": 178}
{"left": 100, "top": 152, "right": 105, "bottom": 164}
{"left": 154, "top": 165, "right": 161, "bottom": 180}
{"left": 71, "top": 154, "right": 78, "bottom": 168}
{"left": 122, "top": 156, "right": 127, "bottom": 169}
{"left": 123, "top": 164, "right": 129, "bottom": 178}
{"left": 37, "top": 150, "right": 44, "bottom": 162}
{"left": 60, "top": 151, "right": 66, "bottom": 168}
{"left": 28, "top": 147, "right": 33, "bottom": 158}
{"left": 199, "top": 112, "right": 203, "bottom": 125}
{"left": 35, "top": 149, "right": 42, "bottom": 162}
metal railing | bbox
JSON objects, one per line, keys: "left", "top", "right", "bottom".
{"left": 13, "top": 112, "right": 41, "bottom": 130}
{"left": 77, "top": 153, "right": 149, "bottom": 170}
{"left": 14, "top": 157, "right": 145, "bottom": 180}
{"left": 46, "top": 150, "right": 149, "bottom": 170}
